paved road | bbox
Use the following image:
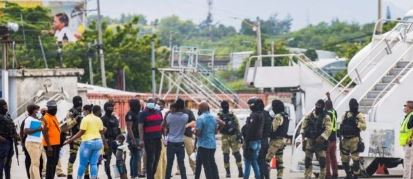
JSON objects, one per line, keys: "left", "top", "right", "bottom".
{"left": 10, "top": 141, "right": 403, "bottom": 178}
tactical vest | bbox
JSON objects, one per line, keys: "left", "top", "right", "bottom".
{"left": 102, "top": 115, "right": 120, "bottom": 139}
{"left": 304, "top": 113, "right": 326, "bottom": 139}
{"left": 219, "top": 112, "right": 237, "bottom": 135}
{"left": 0, "top": 114, "right": 16, "bottom": 139}
{"left": 270, "top": 112, "right": 290, "bottom": 139}
{"left": 399, "top": 112, "right": 413, "bottom": 146}
{"left": 328, "top": 109, "right": 337, "bottom": 132}
{"left": 340, "top": 111, "right": 360, "bottom": 137}
{"left": 69, "top": 108, "right": 82, "bottom": 135}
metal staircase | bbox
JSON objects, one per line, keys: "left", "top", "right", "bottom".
{"left": 158, "top": 46, "right": 248, "bottom": 109}
{"left": 359, "top": 61, "right": 413, "bottom": 114}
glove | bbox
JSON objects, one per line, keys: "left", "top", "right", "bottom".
{"left": 316, "top": 136, "right": 326, "bottom": 144}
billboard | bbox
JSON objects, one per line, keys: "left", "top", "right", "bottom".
{"left": 1, "top": 0, "right": 86, "bottom": 42}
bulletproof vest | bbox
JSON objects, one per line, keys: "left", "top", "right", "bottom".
{"left": 219, "top": 112, "right": 237, "bottom": 135}
{"left": 69, "top": 108, "right": 82, "bottom": 135}
{"left": 0, "top": 114, "right": 16, "bottom": 139}
{"left": 262, "top": 110, "right": 272, "bottom": 138}
{"left": 101, "top": 114, "right": 120, "bottom": 139}
{"left": 270, "top": 112, "right": 290, "bottom": 139}
{"left": 304, "top": 113, "right": 326, "bottom": 139}
{"left": 340, "top": 111, "right": 360, "bottom": 137}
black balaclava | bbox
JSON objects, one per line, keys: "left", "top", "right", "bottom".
{"left": 72, "top": 96, "right": 83, "bottom": 110}
{"left": 247, "top": 98, "right": 259, "bottom": 112}
{"left": 272, "top": 100, "right": 285, "bottom": 114}
{"left": 221, "top": 100, "right": 229, "bottom": 113}
{"left": 315, "top": 99, "right": 325, "bottom": 115}
{"left": 349, "top": 98, "right": 359, "bottom": 114}
{"left": 0, "top": 99, "right": 7, "bottom": 115}
{"left": 104, "top": 101, "right": 114, "bottom": 116}
{"left": 325, "top": 100, "right": 333, "bottom": 111}
{"left": 256, "top": 98, "right": 265, "bottom": 111}
{"left": 129, "top": 99, "right": 141, "bottom": 113}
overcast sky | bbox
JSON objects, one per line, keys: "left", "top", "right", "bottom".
{"left": 92, "top": 0, "right": 413, "bottom": 30}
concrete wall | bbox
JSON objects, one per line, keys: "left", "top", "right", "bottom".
{"left": 8, "top": 68, "right": 84, "bottom": 118}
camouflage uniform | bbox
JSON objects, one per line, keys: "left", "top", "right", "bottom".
{"left": 266, "top": 113, "right": 286, "bottom": 179}
{"left": 218, "top": 111, "right": 243, "bottom": 177}
{"left": 300, "top": 112, "right": 332, "bottom": 179}
{"left": 65, "top": 108, "right": 89, "bottom": 178}
{"left": 338, "top": 112, "right": 366, "bottom": 178}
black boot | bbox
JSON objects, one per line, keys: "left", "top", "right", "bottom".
{"left": 225, "top": 167, "right": 231, "bottom": 178}
{"left": 343, "top": 162, "right": 353, "bottom": 179}
{"left": 238, "top": 166, "right": 244, "bottom": 178}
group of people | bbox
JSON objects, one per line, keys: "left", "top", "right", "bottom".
{"left": 1, "top": 94, "right": 412, "bottom": 179}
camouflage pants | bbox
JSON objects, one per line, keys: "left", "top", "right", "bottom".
{"left": 221, "top": 134, "right": 242, "bottom": 169}
{"left": 340, "top": 137, "right": 360, "bottom": 175}
{"left": 266, "top": 138, "right": 285, "bottom": 178}
{"left": 304, "top": 140, "right": 326, "bottom": 179}
{"left": 68, "top": 140, "right": 89, "bottom": 176}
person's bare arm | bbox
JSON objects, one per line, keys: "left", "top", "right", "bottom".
{"left": 139, "top": 124, "right": 144, "bottom": 147}
{"left": 24, "top": 127, "right": 43, "bottom": 135}
{"left": 126, "top": 121, "right": 136, "bottom": 145}
{"left": 64, "top": 130, "right": 85, "bottom": 145}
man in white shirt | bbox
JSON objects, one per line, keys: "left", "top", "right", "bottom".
{"left": 53, "top": 13, "right": 77, "bottom": 42}
{"left": 24, "top": 104, "right": 44, "bottom": 179}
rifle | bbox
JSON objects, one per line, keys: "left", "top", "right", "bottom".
{"left": 14, "top": 137, "right": 19, "bottom": 166}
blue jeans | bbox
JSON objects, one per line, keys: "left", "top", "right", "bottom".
{"left": 244, "top": 140, "right": 261, "bottom": 179}
{"left": 128, "top": 138, "right": 141, "bottom": 177}
{"left": 77, "top": 139, "right": 103, "bottom": 178}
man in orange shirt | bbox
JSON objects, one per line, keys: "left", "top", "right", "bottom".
{"left": 42, "top": 100, "right": 61, "bottom": 179}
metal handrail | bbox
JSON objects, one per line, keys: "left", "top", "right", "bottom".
{"left": 246, "top": 54, "right": 341, "bottom": 87}
{"left": 329, "top": 22, "right": 412, "bottom": 104}
{"left": 196, "top": 63, "right": 248, "bottom": 106}
{"left": 369, "top": 45, "right": 413, "bottom": 121}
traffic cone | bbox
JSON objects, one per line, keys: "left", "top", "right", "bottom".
{"left": 375, "top": 163, "right": 386, "bottom": 174}
{"left": 271, "top": 157, "right": 277, "bottom": 169}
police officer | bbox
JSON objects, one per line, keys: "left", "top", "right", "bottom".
{"left": 325, "top": 92, "right": 338, "bottom": 179}
{"left": 400, "top": 101, "right": 413, "bottom": 178}
{"left": 64, "top": 96, "right": 89, "bottom": 179}
{"left": 301, "top": 99, "right": 332, "bottom": 179}
{"left": 218, "top": 100, "right": 243, "bottom": 178}
{"left": 338, "top": 98, "right": 366, "bottom": 179}
{"left": 0, "top": 99, "right": 17, "bottom": 179}
{"left": 266, "top": 100, "right": 289, "bottom": 179}
{"left": 101, "top": 101, "right": 121, "bottom": 179}
{"left": 126, "top": 99, "right": 141, "bottom": 178}
{"left": 257, "top": 99, "right": 272, "bottom": 179}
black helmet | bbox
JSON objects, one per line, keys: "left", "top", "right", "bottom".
{"left": 247, "top": 97, "right": 261, "bottom": 112}
{"left": 272, "top": 100, "right": 285, "bottom": 114}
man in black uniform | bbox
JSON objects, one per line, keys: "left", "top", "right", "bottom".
{"left": 101, "top": 101, "right": 121, "bottom": 179}
{"left": 0, "top": 99, "right": 17, "bottom": 179}
{"left": 65, "top": 96, "right": 88, "bottom": 179}
{"left": 257, "top": 99, "right": 272, "bottom": 179}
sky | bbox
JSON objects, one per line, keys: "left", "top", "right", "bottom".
{"left": 91, "top": 0, "right": 413, "bottom": 30}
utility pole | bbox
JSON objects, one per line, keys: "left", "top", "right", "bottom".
{"left": 1, "top": 34, "right": 10, "bottom": 103}
{"left": 87, "top": 43, "right": 94, "bottom": 85}
{"left": 256, "top": 17, "right": 262, "bottom": 66}
{"left": 376, "top": 0, "right": 383, "bottom": 34}
{"left": 271, "top": 41, "right": 275, "bottom": 66}
{"left": 151, "top": 41, "right": 156, "bottom": 98}
{"left": 96, "top": 0, "right": 107, "bottom": 87}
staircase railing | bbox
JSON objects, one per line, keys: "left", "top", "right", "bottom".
{"left": 369, "top": 44, "right": 413, "bottom": 121}
{"left": 195, "top": 64, "right": 249, "bottom": 108}
{"left": 328, "top": 21, "right": 412, "bottom": 105}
